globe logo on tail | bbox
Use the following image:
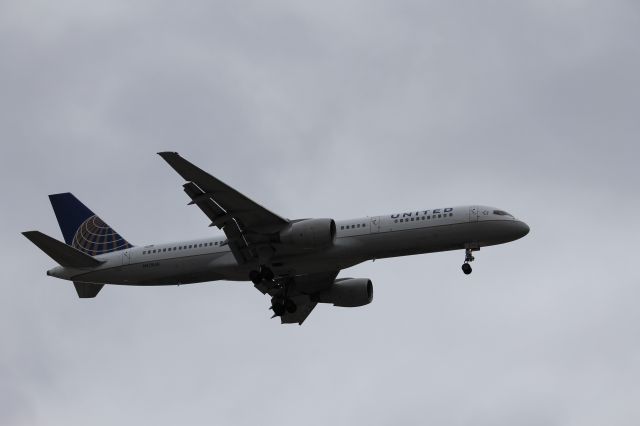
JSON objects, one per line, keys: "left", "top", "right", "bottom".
{"left": 72, "top": 215, "right": 132, "bottom": 256}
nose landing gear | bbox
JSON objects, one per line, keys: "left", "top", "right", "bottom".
{"left": 462, "top": 248, "right": 476, "bottom": 275}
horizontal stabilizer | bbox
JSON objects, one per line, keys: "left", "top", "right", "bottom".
{"left": 22, "top": 231, "right": 103, "bottom": 268}
{"left": 73, "top": 282, "right": 104, "bottom": 298}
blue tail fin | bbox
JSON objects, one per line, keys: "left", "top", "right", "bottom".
{"left": 48, "top": 193, "right": 133, "bottom": 255}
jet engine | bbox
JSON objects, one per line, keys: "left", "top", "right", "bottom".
{"left": 316, "top": 278, "right": 373, "bottom": 307}
{"left": 278, "top": 218, "right": 336, "bottom": 249}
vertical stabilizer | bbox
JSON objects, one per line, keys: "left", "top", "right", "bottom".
{"left": 48, "top": 193, "right": 133, "bottom": 255}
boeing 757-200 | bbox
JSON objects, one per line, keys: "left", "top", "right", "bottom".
{"left": 23, "top": 152, "right": 530, "bottom": 324}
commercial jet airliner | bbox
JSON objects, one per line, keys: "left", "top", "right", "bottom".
{"left": 23, "top": 152, "right": 529, "bottom": 324}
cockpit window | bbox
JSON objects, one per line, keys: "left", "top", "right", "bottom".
{"left": 493, "top": 210, "right": 513, "bottom": 217}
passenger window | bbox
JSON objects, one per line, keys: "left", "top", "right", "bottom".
{"left": 394, "top": 219, "right": 398, "bottom": 223}
{"left": 422, "top": 216, "right": 425, "bottom": 220}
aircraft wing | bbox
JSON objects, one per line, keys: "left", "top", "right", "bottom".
{"left": 158, "top": 152, "right": 289, "bottom": 263}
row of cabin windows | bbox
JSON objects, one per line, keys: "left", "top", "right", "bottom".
{"left": 340, "top": 223, "right": 367, "bottom": 230}
{"left": 142, "top": 241, "right": 220, "bottom": 255}
{"left": 394, "top": 213, "right": 453, "bottom": 223}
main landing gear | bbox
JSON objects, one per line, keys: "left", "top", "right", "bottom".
{"left": 249, "top": 265, "right": 274, "bottom": 284}
{"left": 249, "top": 266, "right": 297, "bottom": 318}
{"left": 462, "top": 248, "right": 476, "bottom": 275}
{"left": 270, "top": 296, "right": 297, "bottom": 317}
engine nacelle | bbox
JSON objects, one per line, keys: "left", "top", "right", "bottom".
{"left": 279, "top": 218, "right": 336, "bottom": 249}
{"left": 316, "top": 278, "right": 374, "bottom": 307}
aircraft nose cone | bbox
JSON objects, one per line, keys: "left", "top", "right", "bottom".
{"left": 515, "top": 220, "right": 530, "bottom": 239}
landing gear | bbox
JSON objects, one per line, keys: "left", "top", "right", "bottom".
{"left": 270, "top": 298, "right": 286, "bottom": 317}
{"left": 251, "top": 268, "right": 298, "bottom": 319}
{"left": 267, "top": 274, "right": 297, "bottom": 318}
{"left": 261, "top": 265, "right": 274, "bottom": 281}
{"left": 462, "top": 247, "right": 476, "bottom": 275}
{"left": 249, "top": 265, "right": 275, "bottom": 284}
{"left": 285, "top": 298, "right": 297, "bottom": 313}
{"left": 270, "top": 297, "right": 297, "bottom": 318}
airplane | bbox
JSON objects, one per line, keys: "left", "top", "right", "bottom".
{"left": 23, "top": 152, "right": 530, "bottom": 324}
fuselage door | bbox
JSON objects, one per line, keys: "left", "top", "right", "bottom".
{"left": 469, "top": 206, "right": 479, "bottom": 222}
{"left": 122, "top": 249, "right": 131, "bottom": 265}
{"left": 370, "top": 216, "right": 381, "bottom": 233}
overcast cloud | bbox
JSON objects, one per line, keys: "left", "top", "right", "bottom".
{"left": 1, "top": 1, "right": 640, "bottom": 425}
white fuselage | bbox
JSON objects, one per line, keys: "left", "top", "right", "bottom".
{"left": 48, "top": 205, "right": 529, "bottom": 285}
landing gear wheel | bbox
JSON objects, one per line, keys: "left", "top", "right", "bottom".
{"left": 285, "top": 298, "right": 297, "bottom": 313}
{"left": 249, "top": 270, "right": 262, "bottom": 285}
{"left": 260, "top": 266, "right": 274, "bottom": 281}
{"left": 271, "top": 301, "right": 286, "bottom": 317}
{"left": 462, "top": 263, "right": 472, "bottom": 275}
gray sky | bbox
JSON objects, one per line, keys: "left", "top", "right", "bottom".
{"left": 2, "top": 1, "right": 640, "bottom": 425}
